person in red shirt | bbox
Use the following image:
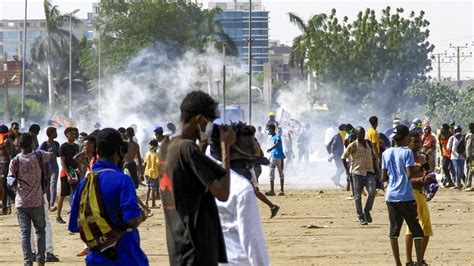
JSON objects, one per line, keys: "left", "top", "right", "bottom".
{"left": 438, "top": 124, "right": 454, "bottom": 187}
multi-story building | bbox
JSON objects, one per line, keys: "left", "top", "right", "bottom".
{"left": 209, "top": 0, "right": 269, "bottom": 73}
{"left": 269, "top": 40, "right": 301, "bottom": 82}
{"left": 0, "top": 19, "right": 90, "bottom": 61}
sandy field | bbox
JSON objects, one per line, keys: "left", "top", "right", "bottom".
{"left": 0, "top": 185, "right": 473, "bottom": 265}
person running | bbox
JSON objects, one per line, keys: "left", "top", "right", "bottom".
{"left": 210, "top": 122, "right": 270, "bottom": 265}
{"left": 421, "top": 126, "right": 437, "bottom": 173}
{"left": 123, "top": 127, "right": 143, "bottom": 189}
{"left": 0, "top": 124, "right": 15, "bottom": 215}
{"left": 342, "top": 126, "right": 377, "bottom": 225}
{"left": 265, "top": 124, "right": 286, "bottom": 196}
{"left": 68, "top": 128, "right": 148, "bottom": 265}
{"left": 161, "top": 91, "right": 235, "bottom": 265}
{"left": 327, "top": 124, "right": 346, "bottom": 188}
{"left": 447, "top": 125, "right": 465, "bottom": 189}
{"left": 143, "top": 139, "right": 159, "bottom": 208}
{"left": 39, "top": 127, "right": 60, "bottom": 212}
{"left": 405, "top": 131, "right": 434, "bottom": 266}
{"left": 465, "top": 123, "right": 474, "bottom": 191}
{"left": 382, "top": 125, "right": 425, "bottom": 266}
{"left": 438, "top": 124, "right": 455, "bottom": 187}
{"left": 56, "top": 127, "right": 80, "bottom": 224}
{"left": 8, "top": 133, "right": 51, "bottom": 266}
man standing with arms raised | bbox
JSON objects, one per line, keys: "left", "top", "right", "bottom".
{"left": 161, "top": 91, "right": 236, "bottom": 265}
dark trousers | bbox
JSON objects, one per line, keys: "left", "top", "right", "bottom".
{"left": 124, "top": 162, "right": 139, "bottom": 189}
{"left": 386, "top": 201, "right": 424, "bottom": 239}
{"left": 17, "top": 206, "right": 46, "bottom": 265}
{"left": 1, "top": 161, "right": 16, "bottom": 209}
{"left": 353, "top": 173, "right": 376, "bottom": 219}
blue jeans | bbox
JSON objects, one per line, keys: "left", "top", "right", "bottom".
{"left": 452, "top": 159, "right": 465, "bottom": 187}
{"left": 17, "top": 206, "right": 46, "bottom": 265}
{"left": 353, "top": 173, "right": 376, "bottom": 219}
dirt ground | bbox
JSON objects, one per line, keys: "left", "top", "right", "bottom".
{"left": 0, "top": 186, "right": 472, "bottom": 265}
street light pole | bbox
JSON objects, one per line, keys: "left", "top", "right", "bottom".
{"left": 21, "top": 0, "right": 27, "bottom": 128}
{"left": 222, "top": 45, "right": 226, "bottom": 123}
{"left": 68, "top": 9, "right": 80, "bottom": 119}
{"left": 98, "top": 30, "right": 101, "bottom": 120}
{"left": 248, "top": 0, "right": 252, "bottom": 124}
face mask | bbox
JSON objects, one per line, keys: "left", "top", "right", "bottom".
{"left": 199, "top": 121, "right": 214, "bottom": 141}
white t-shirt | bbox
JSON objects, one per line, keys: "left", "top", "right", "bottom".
{"left": 447, "top": 134, "right": 464, "bottom": 160}
{"left": 216, "top": 170, "right": 269, "bottom": 266}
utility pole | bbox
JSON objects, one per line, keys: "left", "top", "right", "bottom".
{"left": 21, "top": 0, "right": 27, "bottom": 128}
{"left": 446, "top": 43, "right": 472, "bottom": 86}
{"left": 431, "top": 53, "right": 448, "bottom": 81}
{"left": 247, "top": 0, "right": 252, "bottom": 124}
{"left": 98, "top": 30, "right": 101, "bottom": 120}
{"left": 222, "top": 45, "right": 226, "bottom": 123}
{"left": 2, "top": 56, "right": 11, "bottom": 121}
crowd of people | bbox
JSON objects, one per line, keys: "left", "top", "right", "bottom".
{"left": 0, "top": 90, "right": 472, "bottom": 265}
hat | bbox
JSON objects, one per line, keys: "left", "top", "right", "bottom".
{"left": 268, "top": 111, "right": 276, "bottom": 117}
{"left": 390, "top": 124, "right": 409, "bottom": 140}
{"left": 153, "top": 126, "right": 163, "bottom": 134}
{"left": 412, "top": 118, "right": 422, "bottom": 125}
{"left": 454, "top": 124, "right": 462, "bottom": 132}
{"left": 392, "top": 119, "right": 401, "bottom": 127}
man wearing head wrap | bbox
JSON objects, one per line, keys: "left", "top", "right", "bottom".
{"left": 409, "top": 118, "right": 423, "bottom": 135}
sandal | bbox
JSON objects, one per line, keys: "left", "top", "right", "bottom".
{"left": 264, "top": 191, "right": 276, "bottom": 196}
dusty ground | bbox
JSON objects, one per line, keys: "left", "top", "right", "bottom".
{"left": 0, "top": 186, "right": 473, "bottom": 265}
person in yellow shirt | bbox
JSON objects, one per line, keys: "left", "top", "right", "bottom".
{"left": 144, "top": 139, "right": 160, "bottom": 208}
{"left": 366, "top": 116, "right": 380, "bottom": 157}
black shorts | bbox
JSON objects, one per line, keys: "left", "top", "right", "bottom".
{"left": 386, "top": 201, "right": 424, "bottom": 239}
{"left": 60, "top": 175, "right": 71, "bottom": 197}
{"left": 124, "top": 162, "right": 139, "bottom": 189}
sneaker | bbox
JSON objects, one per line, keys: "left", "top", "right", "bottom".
{"left": 46, "top": 253, "right": 60, "bottom": 262}
{"left": 31, "top": 252, "right": 36, "bottom": 262}
{"left": 421, "top": 259, "right": 428, "bottom": 266}
{"left": 365, "top": 212, "right": 373, "bottom": 223}
{"left": 405, "top": 261, "right": 415, "bottom": 266}
{"left": 56, "top": 217, "right": 66, "bottom": 224}
{"left": 346, "top": 195, "right": 354, "bottom": 200}
{"left": 278, "top": 192, "right": 285, "bottom": 196}
{"left": 359, "top": 218, "right": 368, "bottom": 225}
{"left": 264, "top": 191, "right": 276, "bottom": 196}
{"left": 270, "top": 205, "right": 280, "bottom": 218}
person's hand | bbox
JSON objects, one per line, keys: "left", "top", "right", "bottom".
{"left": 267, "top": 148, "right": 272, "bottom": 153}
{"left": 423, "top": 175, "right": 435, "bottom": 184}
{"left": 219, "top": 125, "right": 236, "bottom": 146}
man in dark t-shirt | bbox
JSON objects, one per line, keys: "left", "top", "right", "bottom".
{"left": 56, "top": 127, "right": 80, "bottom": 224}
{"left": 161, "top": 91, "right": 236, "bottom": 265}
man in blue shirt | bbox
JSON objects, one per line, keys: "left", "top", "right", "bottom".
{"left": 265, "top": 124, "right": 286, "bottom": 196}
{"left": 69, "top": 128, "right": 148, "bottom": 266}
{"left": 382, "top": 125, "right": 424, "bottom": 266}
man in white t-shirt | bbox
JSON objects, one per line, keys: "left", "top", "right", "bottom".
{"left": 211, "top": 122, "right": 270, "bottom": 266}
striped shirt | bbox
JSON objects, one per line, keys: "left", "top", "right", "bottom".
{"left": 342, "top": 139, "right": 374, "bottom": 176}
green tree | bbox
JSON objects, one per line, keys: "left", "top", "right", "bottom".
{"left": 92, "top": 0, "right": 236, "bottom": 75}
{"left": 290, "top": 7, "right": 435, "bottom": 118}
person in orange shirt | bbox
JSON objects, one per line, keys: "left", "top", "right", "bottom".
{"left": 438, "top": 124, "right": 455, "bottom": 187}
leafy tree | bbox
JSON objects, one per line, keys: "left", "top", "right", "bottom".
{"left": 406, "top": 83, "right": 474, "bottom": 127}
{"left": 289, "top": 7, "right": 435, "bottom": 118}
{"left": 92, "top": 0, "right": 237, "bottom": 75}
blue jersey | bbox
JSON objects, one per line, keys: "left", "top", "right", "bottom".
{"left": 69, "top": 160, "right": 148, "bottom": 266}
{"left": 270, "top": 134, "right": 286, "bottom": 159}
{"left": 382, "top": 147, "right": 415, "bottom": 202}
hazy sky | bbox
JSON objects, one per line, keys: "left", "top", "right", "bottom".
{"left": 2, "top": 0, "right": 473, "bottom": 79}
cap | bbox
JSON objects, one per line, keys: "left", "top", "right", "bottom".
{"left": 390, "top": 124, "right": 409, "bottom": 140}
{"left": 268, "top": 111, "right": 276, "bottom": 117}
{"left": 153, "top": 126, "right": 163, "bottom": 134}
{"left": 454, "top": 124, "right": 462, "bottom": 131}
{"left": 412, "top": 118, "right": 422, "bottom": 124}
{"left": 392, "top": 119, "right": 401, "bottom": 127}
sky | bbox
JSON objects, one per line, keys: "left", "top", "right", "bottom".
{"left": 1, "top": 0, "right": 473, "bottom": 79}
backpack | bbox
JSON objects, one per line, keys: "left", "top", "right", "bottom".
{"left": 456, "top": 135, "right": 466, "bottom": 155}
{"left": 78, "top": 169, "right": 129, "bottom": 259}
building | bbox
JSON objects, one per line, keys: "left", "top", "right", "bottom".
{"left": 0, "top": 19, "right": 91, "bottom": 61}
{"left": 268, "top": 40, "right": 301, "bottom": 82}
{"left": 209, "top": 0, "right": 269, "bottom": 73}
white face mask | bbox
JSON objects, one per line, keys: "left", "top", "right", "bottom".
{"left": 199, "top": 121, "right": 214, "bottom": 141}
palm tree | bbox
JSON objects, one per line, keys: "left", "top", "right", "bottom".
{"left": 31, "top": 0, "right": 81, "bottom": 111}
{"left": 288, "top": 12, "right": 327, "bottom": 74}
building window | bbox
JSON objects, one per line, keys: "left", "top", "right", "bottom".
{"left": 4, "top": 44, "right": 19, "bottom": 53}
{"left": 40, "top": 22, "right": 46, "bottom": 27}
{"left": 26, "top": 31, "right": 40, "bottom": 40}
{"left": 8, "top": 22, "right": 15, "bottom": 27}
{"left": 3, "top": 31, "right": 19, "bottom": 40}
